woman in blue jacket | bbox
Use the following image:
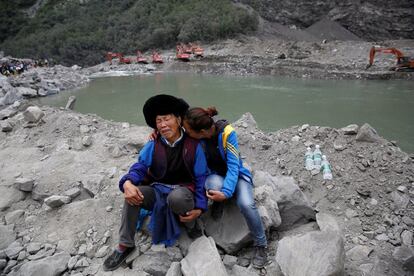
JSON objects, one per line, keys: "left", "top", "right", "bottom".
{"left": 183, "top": 106, "right": 268, "bottom": 268}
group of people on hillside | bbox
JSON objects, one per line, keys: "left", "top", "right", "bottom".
{"left": 0, "top": 58, "right": 49, "bottom": 76}
{"left": 103, "top": 94, "right": 268, "bottom": 272}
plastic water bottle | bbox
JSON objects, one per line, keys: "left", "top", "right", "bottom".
{"left": 313, "top": 145, "right": 322, "bottom": 170}
{"left": 305, "top": 147, "right": 314, "bottom": 170}
{"left": 321, "top": 155, "right": 333, "bottom": 180}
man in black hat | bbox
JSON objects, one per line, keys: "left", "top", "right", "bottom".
{"left": 103, "top": 94, "right": 209, "bottom": 271}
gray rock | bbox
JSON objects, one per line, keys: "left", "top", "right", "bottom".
{"left": 74, "top": 256, "right": 89, "bottom": 268}
{"left": 0, "top": 120, "right": 13, "bottom": 132}
{"left": 0, "top": 186, "right": 25, "bottom": 211}
{"left": 346, "top": 245, "right": 373, "bottom": 261}
{"left": 17, "top": 250, "right": 27, "bottom": 261}
{"left": 65, "top": 96, "right": 76, "bottom": 110}
{"left": 27, "top": 242, "right": 42, "bottom": 254}
{"left": 3, "top": 259, "right": 17, "bottom": 274}
{"left": 391, "top": 191, "right": 410, "bottom": 210}
{"left": 181, "top": 236, "right": 228, "bottom": 276}
{"left": 230, "top": 265, "right": 258, "bottom": 276}
{"left": 392, "top": 245, "right": 414, "bottom": 271}
{"left": 203, "top": 199, "right": 251, "bottom": 254}
{"left": 254, "top": 171, "right": 315, "bottom": 231}
{"left": 276, "top": 230, "right": 344, "bottom": 276}
{"left": 356, "top": 123, "right": 381, "bottom": 143}
{"left": 316, "top": 213, "right": 342, "bottom": 233}
{"left": 17, "top": 87, "right": 37, "bottom": 98}
{"left": 5, "top": 210, "right": 25, "bottom": 225}
{"left": 9, "top": 252, "right": 70, "bottom": 276}
{"left": 56, "top": 239, "right": 76, "bottom": 255}
{"left": 14, "top": 177, "right": 35, "bottom": 192}
{"left": 0, "top": 104, "right": 19, "bottom": 119}
{"left": 0, "top": 259, "right": 7, "bottom": 270}
{"left": 402, "top": 216, "right": 414, "bottom": 226}
{"left": 67, "top": 255, "right": 78, "bottom": 270}
{"left": 82, "top": 135, "right": 92, "bottom": 147}
{"left": 63, "top": 187, "right": 81, "bottom": 199}
{"left": 79, "top": 124, "right": 90, "bottom": 133}
{"left": 82, "top": 174, "right": 105, "bottom": 197}
{"left": 132, "top": 248, "right": 175, "bottom": 276}
{"left": 31, "top": 190, "right": 50, "bottom": 202}
{"left": 223, "top": 254, "right": 238, "bottom": 268}
{"left": 44, "top": 195, "right": 71, "bottom": 208}
{"left": 23, "top": 106, "right": 44, "bottom": 123}
{"left": 0, "top": 225, "right": 16, "bottom": 250}
{"left": 254, "top": 185, "right": 282, "bottom": 229}
{"left": 341, "top": 124, "right": 359, "bottom": 134}
{"left": 5, "top": 245, "right": 24, "bottom": 259}
{"left": 166, "top": 262, "right": 182, "bottom": 276}
{"left": 401, "top": 230, "right": 413, "bottom": 246}
{"left": 95, "top": 245, "right": 109, "bottom": 258}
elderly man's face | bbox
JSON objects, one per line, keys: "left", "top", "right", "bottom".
{"left": 155, "top": 114, "right": 181, "bottom": 142}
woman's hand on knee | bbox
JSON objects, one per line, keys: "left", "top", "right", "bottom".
{"left": 206, "top": 190, "right": 227, "bottom": 202}
{"left": 179, "top": 209, "right": 202, "bottom": 222}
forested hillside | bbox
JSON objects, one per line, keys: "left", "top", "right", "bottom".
{"left": 1, "top": 0, "right": 413, "bottom": 66}
{"left": 0, "top": 0, "right": 257, "bottom": 66}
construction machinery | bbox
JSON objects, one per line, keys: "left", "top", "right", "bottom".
{"left": 366, "top": 46, "right": 414, "bottom": 72}
{"left": 137, "top": 51, "right": 149, "bottom": 64}
{"left": 118, "top": 53, "right": 132, "bottom": 64}
{"left": 189, "top": 43, "right": 204, "bottom": 58}
{"left": 152, "top": 51, "right": 163, "bottom": 64}
{"left": 176, "top": 44, "right": 191, "bottom": 62}
{"left": 106, "top": 52, "right": 131, "bottom": 64}
{"left": 106, "top": 52, "right": 118, "bottom": 65}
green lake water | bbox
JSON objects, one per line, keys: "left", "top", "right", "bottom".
{"left": 32, "top": 73, "right": 414, "bottom": 152}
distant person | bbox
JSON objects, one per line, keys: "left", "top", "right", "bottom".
{"left": 103, "top": 95, "right": 209, "bottom": 271}
{"left": 183, "top": 106, "right": 269, "bottom": 268}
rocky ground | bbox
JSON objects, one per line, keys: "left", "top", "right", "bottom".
{"left": 0, "top": 19, "right": 413, "bottom": 276}
{"left": 0, "top": 104, "right": 413, "bottom": 276}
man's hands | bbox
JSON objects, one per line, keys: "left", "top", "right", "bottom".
{"left": 124, "top": 180, "right": 144, "bottom": 206}
{"left": 179, "top": 209, "right": 202, "bottom": 222}
{"left": 206, "top": 190, "right": 226, "bottom": 202}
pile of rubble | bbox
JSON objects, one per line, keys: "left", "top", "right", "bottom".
{"left": 0, "top": 106, "right": 412, "bottom": 275}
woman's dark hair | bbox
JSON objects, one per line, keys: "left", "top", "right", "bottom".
{"left": 185, "top": 107, "right": 218, "bottom": 132}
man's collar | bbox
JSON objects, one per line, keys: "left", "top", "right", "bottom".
{"left": 160, "top": 129, "right": 184, "bottom": 147}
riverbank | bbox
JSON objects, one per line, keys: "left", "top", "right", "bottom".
{"left": 1, "top": 38, "right": 413, "bottom": 109}
{"left": 85, "top": 38, "right": 414, "bottom": 81}
{"left": 0, "top": 105, "right": 413, "bottom": 275}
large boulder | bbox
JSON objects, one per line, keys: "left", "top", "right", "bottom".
{"left": 181, "top": 236, "right": 228, "bottom": 276}
{"left": 0, "top": 186, "right": 25, "bottom": 211}
{"left": 0, "top": 225, "right": 16, "bottom": 250}
{"left": 23, "top": 105, "right": 44, "bottom": 123}
{"left": 9, "top": 252, "right": 71, "bottom": 276}
{"left": 254, "top": 171, "right": 315, "bottom": 230}
{"left": 356, "top": 123, "right": 382, "bottom": 143}
{"left": 276, "top": 230, "right": 345, "bottom": 276}
{"left": 132, "top": 246, "right": 182, "bottom": 276}
{"left": 203, "top": 199, "right": 252, "bottom": 254}
{"left": 16, "top": 87, "right": 37, "bottom": 98}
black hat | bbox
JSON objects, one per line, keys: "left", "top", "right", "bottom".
{"left": 143, "top": 94, "right": 189, "bottom": 129}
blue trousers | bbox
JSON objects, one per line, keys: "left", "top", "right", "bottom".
{"left": 205, "top": 174, "right": 267, "bottom": 247}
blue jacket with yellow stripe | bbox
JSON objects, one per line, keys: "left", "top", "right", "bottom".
{"left": 211, "top": 120, "right": 253, "bottom": 198}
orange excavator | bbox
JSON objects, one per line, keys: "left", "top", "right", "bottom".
{"left": 118, "top": 53, "right": 132, "bottom": 64}
{"left": 366, "top": 46, "right": 414, "bottom": 72}
{"left": 189, "top": 43, "right": 204, "bottom": 58}
{"left": 106, "top": 52, "right": 119, "bottom": 65}
{"left": 107, "top": 52, "right": 131, "bottom": 64}
{"left": 152, "top": 51, "right": 163, "bottom": 64}
{"left": 176, "top": 44, "right": 191, "bottom": 62}
{"left": 137, "top": 51, "right": 149, "bottom": 64}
